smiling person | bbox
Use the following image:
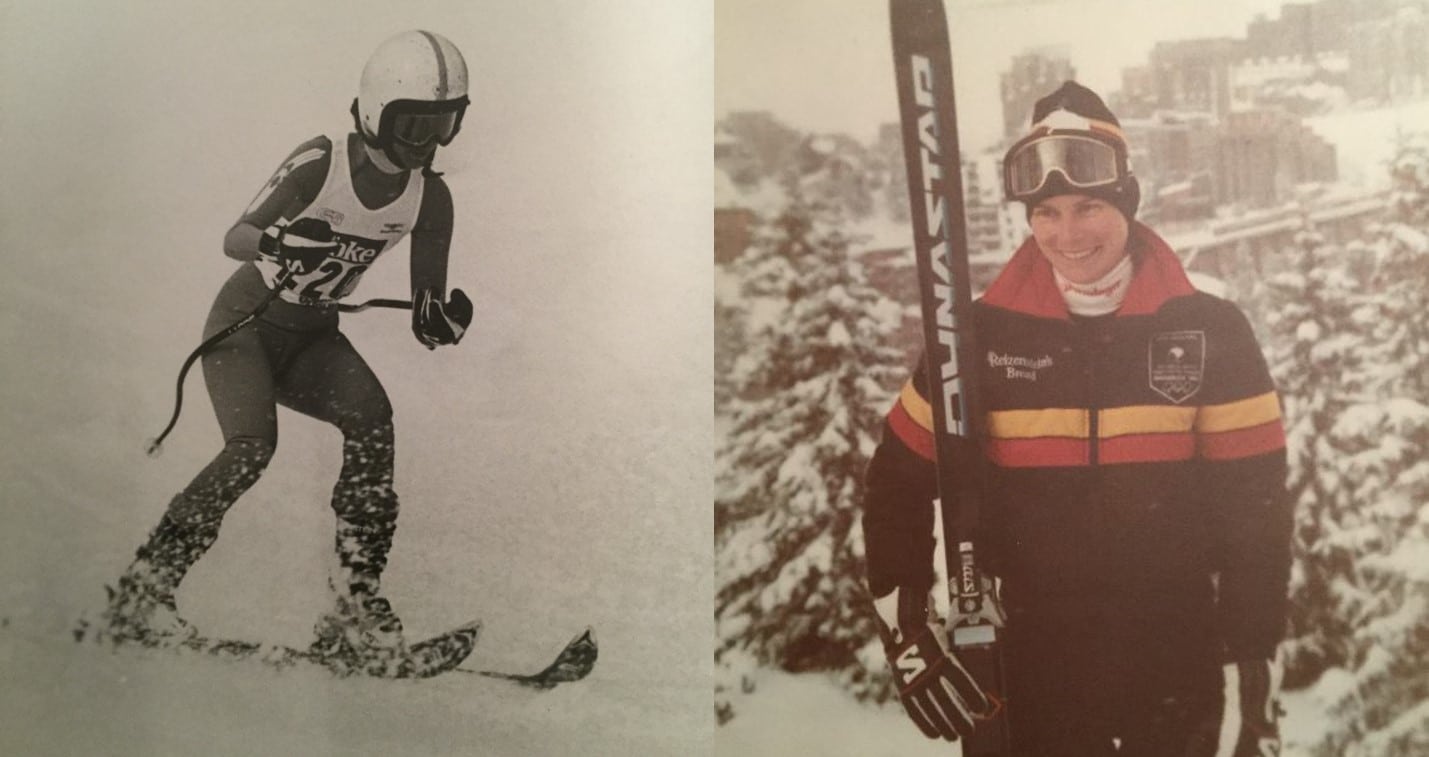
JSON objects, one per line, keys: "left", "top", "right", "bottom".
{"left": 863, "top": 82, "right": 1293, "bottom": 755}
{"left": 102, "top": 30, "right": 474, "bottom": 667}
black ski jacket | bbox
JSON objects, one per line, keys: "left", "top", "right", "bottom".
{"left": 863, "top": 223, "right": 1292, "bottom": 667}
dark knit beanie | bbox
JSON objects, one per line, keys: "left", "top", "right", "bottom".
{"left": 1011, "top": 81, "right": 1140, "bottom": 220}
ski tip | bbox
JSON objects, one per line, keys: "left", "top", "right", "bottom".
{"left": 446, "top": 620, "right": 483, "bottom": 653}
{"left": 440, "top": 620, "right": 482, "bottom": 650}
{"left": 461, "top": 627, "right": 598, "bottom": 689}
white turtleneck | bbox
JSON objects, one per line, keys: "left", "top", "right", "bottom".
{"left": 1054, "top": 254, "right": 1133, "bottom": 316}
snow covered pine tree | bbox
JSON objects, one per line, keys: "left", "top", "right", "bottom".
{"left": 1260, "top": 137, "right": 1429, "bottom": 756}
{"left": 715, "top": 190, "right": 908, "bottom": 720}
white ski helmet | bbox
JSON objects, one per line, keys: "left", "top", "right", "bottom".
{"left": 352, "top": 30, "right": 470, "bottom": 151}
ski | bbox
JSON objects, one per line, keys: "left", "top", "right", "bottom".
{"left": 889, "top": 0, "right": 1011, "bottom": 753}
{"left": 456, "top": 627, "right": 598, "bottom": 689}
{"left": 73, "top": 616, "right": 597, "bottom": 687}
{"left": 74, "top": 615, "right": 481, "bottom": 679}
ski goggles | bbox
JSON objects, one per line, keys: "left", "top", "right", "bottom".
{"left": 1002, "top": 132, "right": 1128, "bottom": 201}
{"left": 382, "top": 97, "right": 470, "bottom": 148}
{"left": 392, "top": 111, "right": 461, "bottom": 147}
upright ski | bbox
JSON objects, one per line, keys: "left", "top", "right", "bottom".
{"left": 889, "top": 0, "right": 1011, "bottom": 753}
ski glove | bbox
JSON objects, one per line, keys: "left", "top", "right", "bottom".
{"left": 1214, "top": 656, "right": 1283, "bottom": 756}
{"left": 412, "top": 287, "right": 473, "bottom": 349}
{"left": 873, "top": 586, "right": 990, "bottom": 742}
{"left": 273, "top": 217, "right": 339, "bottom": 274}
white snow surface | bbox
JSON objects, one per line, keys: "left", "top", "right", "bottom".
{"left": 1, "top": 2, "right": 713, "bottom": 755}
{"left": 721, "top": 671, "right": 1325, "bottom": 757}
{"left": 718, "top": 670, "right": 957, "bottom": 757}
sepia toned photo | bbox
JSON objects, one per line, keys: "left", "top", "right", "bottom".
{"left": 716, "top": 1, "right": 1429, "bottom": 755}
{"left": 1, "top": 1, "right": 712, "bottom": 755}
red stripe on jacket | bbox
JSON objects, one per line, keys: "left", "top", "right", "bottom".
{"left": 887, "top": 400, "right": 937, "bottom": 461}
{"left": 1198, "top": 420, "right": 1287, "bottom": 461}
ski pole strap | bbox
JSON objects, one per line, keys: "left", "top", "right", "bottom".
{"left": 145, "top": 270, "right": 294, "bottom": 457}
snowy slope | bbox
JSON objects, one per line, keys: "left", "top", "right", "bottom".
{"left": 719, "top": 671, "right": 1324, "bottom": 757}
{"left": 0, "top": 2, "right": 713, "bottom": 755}
{"left": 718, "top": 671, "right": 953, "bottom": 757}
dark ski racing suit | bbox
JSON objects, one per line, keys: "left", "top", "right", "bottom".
{"left": 863, "top": 223, "right": 1292, "bottom": 755}
{"left": 113, "top": 133, "right": 455, "bottom": 637}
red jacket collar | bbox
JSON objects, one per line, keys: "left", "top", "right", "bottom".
{"left": 980, "top": 221, "right": 1195, "bottom": 320}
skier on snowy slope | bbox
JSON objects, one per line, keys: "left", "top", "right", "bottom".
{"left": 102, "top": 30, "right": 474, "bottom": 666}
{"left": 862, "top": 81, "right": 1292, "bottom": 755}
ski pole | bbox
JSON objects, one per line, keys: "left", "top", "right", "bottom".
{"left": 145, "top": 269, "right": 295, "bottom": 458}
{"left": 334, "top": 297, "right": 412, "bottom": 313}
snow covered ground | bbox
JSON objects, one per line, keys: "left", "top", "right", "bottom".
{"left": 719, "top": 671, "right": 1325, "bottom": 757}
{"left": 1, "top": 2, "right": 713, "bottom": 755}
{"left": 718, "top": 670, "right": 953, "bottom": 757}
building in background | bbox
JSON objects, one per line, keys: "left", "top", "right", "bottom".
{"left": 715, "top": 0, "right": 1417, "bottom": 321}
{"left": 1122, "top": 111, "right": 1219, "bottom": 223}
{"left": 1346, "top": 4, "right": 1429, "bottom": 101}
{"left": 1214, "top": 109, "right": 1338, "bottom": 209}
{"left": 1149, "top": 38, "right": 1242, "bottom": 117}
{"left": 1000, "top": 48, "right": 1076, "bottom": 140}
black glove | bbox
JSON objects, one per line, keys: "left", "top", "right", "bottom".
{"left": 412, "top": 287, "right": 473, "bottom": 349}
{"left": 275, "top": 217, "right": 338, "bottom": 274}
{"left": 873, "top": 586, "right": 989, "bottom": 742}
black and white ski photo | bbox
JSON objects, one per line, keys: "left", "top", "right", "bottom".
{"left": 0, "top": 1, "right": 712, "bottom": 754}
{"left": 716, "top": 1, "right": 1429, "bottom": 755}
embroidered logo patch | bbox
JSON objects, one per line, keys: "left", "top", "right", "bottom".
{"left": 318, "top": 208, "right": 345, "bottom": 227}
{"left": 1148, "top": 331, "right": 1205, "bottom": 403}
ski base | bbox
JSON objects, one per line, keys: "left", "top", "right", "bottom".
{"left": 74, "top": 616, "right": 481, "bottom": 680}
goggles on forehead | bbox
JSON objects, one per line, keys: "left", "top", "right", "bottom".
{"left": 1003, "top": 132, "right": 1129, "bottom": 201}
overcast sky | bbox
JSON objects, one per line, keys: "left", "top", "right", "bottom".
{"left": 717, "top": 0, "right": 1290, "bottom": 151}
